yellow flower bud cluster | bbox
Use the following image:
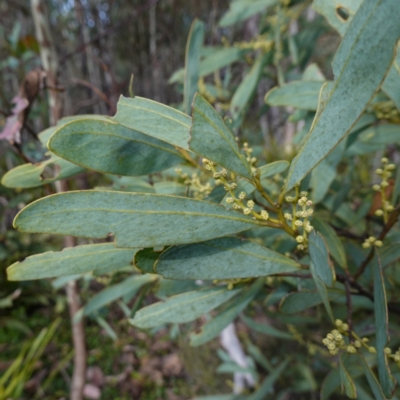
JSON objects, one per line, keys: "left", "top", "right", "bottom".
{"left": 203, "top": 159, "right": 270, "bottom": 222}
{"left": 284, "top": 191, "right": 314, "bottom": 250}
{"left": 362, "top": 236, "right": 383, "bottom": 249}
{"left": 373, "top": 157, "right": 396, "bottom": 223}
{"left": 234, "top": 34, "right": 274, "bottom": 53}
{"left": 322, "top": 320, "right": 376, "bottom": 356}
{"left": 288, "top": 325, "right": 329, "bottom": 357}
{"left": 372, "top": 100, "right": 400, "bottom": 122}
{"left": 387, "top": 348, "right": 400, "bottom": 365}
{"left": 175, "top": 168, "right": 212, "bottom": 200}
{"left": 243, "top": 142, "right": 257, "bottom": 168}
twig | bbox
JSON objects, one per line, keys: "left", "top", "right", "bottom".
{"left": 337, "top": 273, "right": 400, "bottom": 316}
{"left": 344, "top": 273, "right": 354, "bottom": 339}
{"left": 71, "top": 78, "right": 116, "bottom": 113}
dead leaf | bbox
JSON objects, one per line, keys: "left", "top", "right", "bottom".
{"left": 86, "top": 366, "right": 105, "bottom": 387}
{"left": 83, "top": 383, "right": 101, "bottom": 399}
{"left": 162, "top": 353, "right": 183, "bottom": 377}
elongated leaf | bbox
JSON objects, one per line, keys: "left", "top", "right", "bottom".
{"left": 247, "top": 359, "right": 289, "bottom": 400}
{"left": 170, "top": 47, "right": 245, "bottom": 84}
{"left": 310, "top": 159, "right": 336, "bottom": 204}
{"left": 190, "top": 279, "right": 263, "bottom": 346}
{"left": 259, "top": 160, "right": 289, "bottom": 178}
{"left": 155, "top": 237, "right": 301, "bottom": 280}
{"left": 373, "top": 252, "right": 396, "bottom": 398}
{"left": 184, "top": 19, "right": 205, "bottom": 114}
{"left": 309, "top": 231, "right": 335, "bottom": 287}
{"left": 302, "top": 63, "right": 325, "bottom": 81}
{"left": 382, "top": 47, "right": 400, "bottom": 110}
{"left": 321, "top": 369, "right": 341, "bottom": 400}
{"left": 153, "top": 182, "right": 186, "bottom": 196}
{"left": 219, "top": 0, "right": 277, "bottom": 27}
{"left": 286, "top": 0, "right": 400, "bottom": 190}
{"left": 130, "top": 286, "right": 241, "bottom": 328}
{"left": 112, "top": 95, "right": 191, "bottom": 149}
{"left": 359, "top": 123, "right": 400, "bottom": 145}
{"left": 339, "top": 355, "right": 357, "bottom": 398}
{"left": 312, "top": 217, "right": 347, "bottom": 269}
{"left": 1, "top": 153, "right": 84, "bottom": 189}
{"left": 134, "top": 248, "right": 160, "bottom": 274}
{"left": 313, "top": 0, "right": 400, "bottom": 111}
{"left": 84, "top": 274, "right": 156, "bottom": 316}
{"left": 7, "top": 244, "right": 136, "bottom": 281}
{"left": 241, "top": 315, "right": 293, "bottom": 339}
{"left": 230, "top": 53, "right": 268, "bottom": 120}
{"left": 48, "top": 118, "right": 184, "bottom": 176}
{"left": 359, "top": 353, "right": 386, "bottom": 400}
{"left": 280, "top": 290, "right": 322, "bottom": 314}
{"left": 14, "top": 191, "right": 262, "bottom": 248}
{"left": 38, "top": 114, "right": 105, "bottom": 146}
{"left": 265, "top": 81, "right": 325, "bottom": 111}
{"left": 190, "top": 93, "right": 252, "bottom": 179}
{"left": 310, "top": 262, "right": 334, "bottom": 322}
{"left": 201, "top": 47, "right": 243, "bottom": 77}
{"left": 312, "top": 0, "right": 362, "bottom": 36}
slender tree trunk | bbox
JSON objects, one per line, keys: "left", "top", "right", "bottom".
{"left": 76, "top": 0, "right": 106, "bottom": 115}
{"left": 30, "top": 2, "right": 86, "bottom": 399}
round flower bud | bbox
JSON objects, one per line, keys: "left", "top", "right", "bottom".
{"left": 346, "top": 345, "right": 356, "bottom": 354}
{"left": 384, "top": 347, "right": 392, "bottom": 355}
{"left": 375, "top": 209, "right": 384, "bottom": 216}
{"left": 376, "top": 168, "right": 383, "bottom": 175}
{"left": 387, "top": 164, "right": 396, "bottom": 170}
{"left": 226, "top": 197, "right": 234, "bottom": 204}
{"left": 374, "top": 240, "right": 383, "bottom": 247}
{"left": 381, "top": 157, "right": 388, "bottom": 164}
{"left": 294, "top": 220, "right": 303, "bottom": 227}
{"left": 372, "top": 184, "right": 381, "bottom": 191}
{"left": 381, "top": 181, "right": 389, "bottom": 188}
{"left": 305, "top": 225, "right": 313, "bottom": 233}
{"left": 296, "top": 236, "right": 304, "bottom": 243}
{"left": 335, "top": 319, "right": 343, "bottom": 327}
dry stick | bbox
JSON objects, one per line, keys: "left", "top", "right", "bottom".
{"left": 71, "top": 78, "right": 116, "bottom": 114}
{"left": 354, "top": 205, "right": 400, "bottom": 279}
{"left": 31, "top": 1, "right": 86, "bottom": 399}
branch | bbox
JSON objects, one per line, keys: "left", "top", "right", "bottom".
{"left": 71, "top": 78, "right": 116, "bottom": 114}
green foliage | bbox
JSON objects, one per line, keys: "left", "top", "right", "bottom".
{"left": 4, "top": 0, "right": 400, "bottom": 398}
